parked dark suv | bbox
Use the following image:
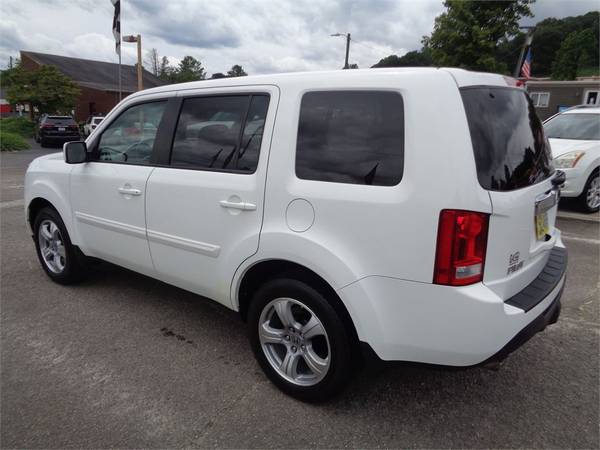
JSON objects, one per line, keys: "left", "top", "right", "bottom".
{"left": 35, "top": 116, "right": 81, "bottom": 147}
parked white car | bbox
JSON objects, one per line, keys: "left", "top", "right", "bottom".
{"left": 25, "top": 68, "right": 567, "bottom": 401}
{"left": 83, "top": 115, "right": 104, "bottom": 136}
{"left": 544, "top": 106, "right": 600, "bottom": 213}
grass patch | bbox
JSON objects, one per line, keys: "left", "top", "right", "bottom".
{"left": 0, "top": 116, "right": 36, "bottom": 138}
{"left": 0, "top": 131, "right": 30, "bottom": 152}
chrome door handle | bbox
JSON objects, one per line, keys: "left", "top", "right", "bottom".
{"left": 219, "top": 200, "right": 256, "bottom": 211}
{"left": 118, "top": 187, "right": 142, "bottom": 196}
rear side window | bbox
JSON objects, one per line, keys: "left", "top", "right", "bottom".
{"left": 296, "top": 91, "right": 404, "bottom": 186}
{"left": 170, "top": 95, "right": 269, "bottom": 173}
{"left": 460, "top": 87, "right": 553, "bottom": 191}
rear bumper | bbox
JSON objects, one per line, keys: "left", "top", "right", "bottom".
{"left": 338, "top": 244, "right": 567, "bottom": 366}
{"left": 40, "top": 134, "right": 80, "bottom": 142}
{"left": 481, "top": 285, "right": 562, "bottom": 366}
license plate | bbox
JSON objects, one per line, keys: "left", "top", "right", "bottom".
{"left": 535, "top": 211, "right": 550, "bottom": 240}
{"left": 58, "top": 127, "right": 66, "bottom": 131}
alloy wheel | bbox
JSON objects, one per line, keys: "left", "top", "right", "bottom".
{"left": 258, "top": 297, "right": 331, "bottom": 386}
{"left": 586, "top": 176, "right": 600, "bottom": 210}
{"left": 38, "top": 219, "right": 66, "bottom": 274}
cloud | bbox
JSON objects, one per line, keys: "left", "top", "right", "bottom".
{"left": 0, "top": 0, "right": 596, "bottom": 76}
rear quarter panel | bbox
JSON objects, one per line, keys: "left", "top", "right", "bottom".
{"left": 232, "top": 70, "right": 492, "bottom": 309}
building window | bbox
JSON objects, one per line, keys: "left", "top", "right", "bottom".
{"left": 584, "top": 90, "right": 599, "bottom": 105}
{"left": 529, "top": 92, "right": 550, "bottom": 108}
{"left": 296, "top": 91, "right": 404, "bottom": 186}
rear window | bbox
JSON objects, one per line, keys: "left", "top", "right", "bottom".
{"left": 296, "top": 91, "right": 404, "bottom": 186}
{"left": 45, "top": 116, "right": 76, "bottom": 125}
{"left": 460, "top": 87, "right": 553, "bottom": 191}
{"left": 92, "top": 118, "right": 103, "bottom": 125}
{"left": 544, "top": 113, "right": 600, "bottom": 140}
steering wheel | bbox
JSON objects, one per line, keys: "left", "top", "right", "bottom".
{"left": 124, "top": 141, "right": 152, "bottom": 162}
{"left": 98, "top": 146, "right": 127, "bottom": 162}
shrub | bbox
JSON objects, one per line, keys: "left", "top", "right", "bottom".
{"left": 0, "top": 116, "right": 35, "bottom": 138}
{"left": 0, "top": 131, "right": 30, "bottom": 152}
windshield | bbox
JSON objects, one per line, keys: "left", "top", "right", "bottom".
{"left": 461, "top": 87, "right": 553, "bottom": 191}
{"left": 544, "top": 113, "right": 600, "bottom": 140}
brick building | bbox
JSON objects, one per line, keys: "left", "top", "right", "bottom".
{"left": 525, "top": 78, "right": 600, "bottom": 120}
{"left": 20, "top": 51, "right": 165, "bottom": 121}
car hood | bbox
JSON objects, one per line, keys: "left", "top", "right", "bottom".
{"left": 31, "top": 152, "right": 64, "bottom": 163}
{"left": 548, "top": 138, "right": 599, "bottom": 158}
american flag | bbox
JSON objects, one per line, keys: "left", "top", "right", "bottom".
{"left": 520, "top": 48, "right": 532, "bottom": 79}
{"left": 111, "top": 0, "right": 120, "bottom": 55}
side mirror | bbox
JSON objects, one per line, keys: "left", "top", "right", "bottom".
{"left": 63, "top": 141, "right": 88, "bottom": 164}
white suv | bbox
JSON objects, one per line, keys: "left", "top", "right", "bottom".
{"left": 83, "top": 115, "right": 105, "bottom": 136}
{"left": 544, "top": 106, "right": 600, "bottom": 213}
{"left": 25, "top": 68, "right": 567, "bottom": 401}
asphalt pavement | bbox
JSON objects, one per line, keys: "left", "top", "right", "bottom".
{"left": 1, "top": 142, "right": 599, "bottom": 449}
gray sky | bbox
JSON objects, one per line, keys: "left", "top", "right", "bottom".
{"left": 0, "top": 0, "right": 597, "bottom": 75}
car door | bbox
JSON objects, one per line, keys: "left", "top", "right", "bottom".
{"left": 145, "top": 87, "right": 278, "bottom": 305}
{"left": 70, "top": 99, "right": 169, "bottom": 275}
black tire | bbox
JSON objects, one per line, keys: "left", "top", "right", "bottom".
{"left": 40, "top": 138, "right": 47, "bottom": 148}
{"left": 33, "top": 207, "right": 86, "bottom": 284}
{"left": 247, "top": 277, "right": 353, "bottom": 402}
{"left": 577, "top": 169, "right": 599, "bottom": 213}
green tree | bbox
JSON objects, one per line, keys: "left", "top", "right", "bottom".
{"left": 173, "top": 56, "right": 206, "bottom": 82}
{"left": 423, "top": 0, "right": 532, "bottom": 73}
{"left": 552, "top": 29, "right": 597, "bottom": 80}
{"left": 372, "top": 49, "right": 433, "bottom": 68}
{"left": 227, "top": 64, "right": 247, "bottom": 77}
{"left": 158, "top": 55, "right": 175, "bottom": 82}
{"left": 4, "top": 64, "right": 80, "bottom": 117}
{"left": 496, "top": 11, "right": 599, "bottom": 77}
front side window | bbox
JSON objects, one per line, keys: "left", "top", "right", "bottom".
{"left": 96, "top": 101, "right": 166, "bottom": 165}
{"left": 170, "top": 95, "right": 269, "bottom": 172}
{"left": 296, "top": 91, "right": 404, "bottom": 186}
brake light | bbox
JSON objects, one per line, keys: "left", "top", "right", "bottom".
{"left": 433, "top": 210, "right": 489, "bottom": 286}
{"left": 42, "top": 124, "right": 53, "bottom": 128}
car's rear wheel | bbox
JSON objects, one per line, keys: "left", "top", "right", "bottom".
{"left": 33, "top": 207, "right": 86, "bottom": 284}
{"left": 578, "top": 169, "right": 599, "bottom": 213}
{"left": 40, "top": 138, "right": 47, "bottom": 148}
{"left": 248, "top": 278, "right": 353, "bottom": 402}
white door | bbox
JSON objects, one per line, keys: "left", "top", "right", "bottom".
{"left": 145, "top": 89, "right": 277, "bottom": 304}
{"left": 71, "top": 100, "right": 168, "bottom": 275}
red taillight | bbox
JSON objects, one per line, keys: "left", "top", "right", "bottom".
{"left": 433, "top": 209, "right": 489, "bottom": 286}
{"left": 42, "top": 124, "right": 53, "bottom": 128}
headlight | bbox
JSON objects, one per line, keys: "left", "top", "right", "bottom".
{"left": 554, "top": 151, "right": 585, "bottom": 169}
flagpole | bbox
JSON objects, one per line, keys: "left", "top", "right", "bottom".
{"left": 118, "top": 51, "right": 122, "bottom": 101}
{"left": 118, "top": 0, "right": 122, "bottom": 101}
{"left": 112, "top": 0, "right": 122, "bottom": 101}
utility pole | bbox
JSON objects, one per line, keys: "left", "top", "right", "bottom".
{"left": 344, "top": 33, "right": 351, "bottom": 69}
{"left": 124, "top": 34, "right": 143, "bottom": 91}
{"left": 514, "top": 26, "right": 535, "bottom": 78}
{"left": 331, "top": 33, "right": 351, "bottom": 69}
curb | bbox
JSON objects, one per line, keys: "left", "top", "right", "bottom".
{"left": 556, "top": 210, "right": 600, "bottom": 224}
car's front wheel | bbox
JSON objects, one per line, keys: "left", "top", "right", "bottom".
{"left": 33, "top": 207, "right": 86, "bottom": 284}
{"left": 248, "top": 278, "right": 353, "bottom": 402}
{"left": 578, "top": 169, "right": 600, "bottom": 213}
